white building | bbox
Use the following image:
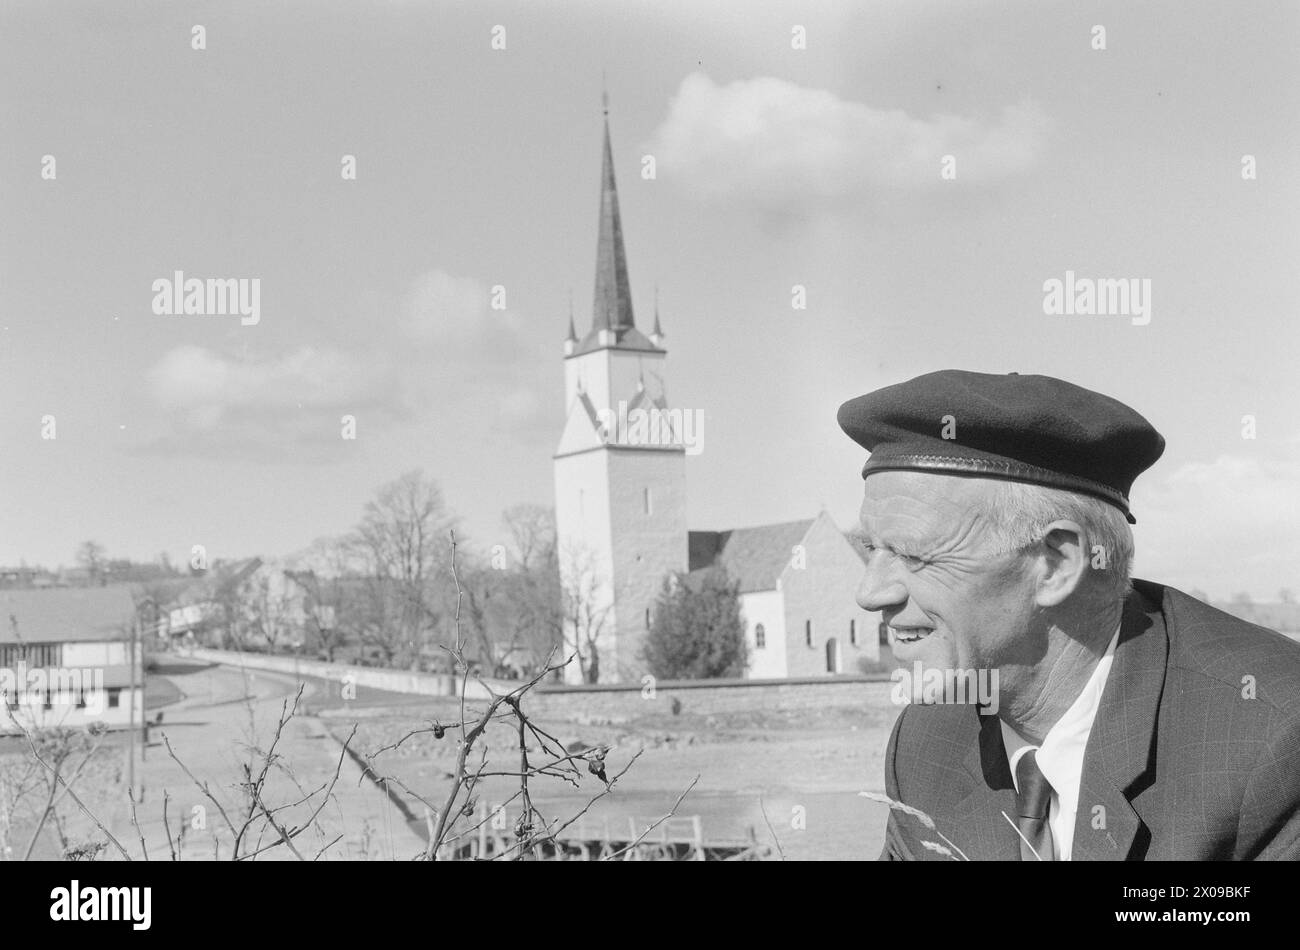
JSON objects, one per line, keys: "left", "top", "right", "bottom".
{"left": 688, "top": 513, "right": 884, "bottom": 679}
{"left": 0, "top": 585, "right": 143, "bottom": 732}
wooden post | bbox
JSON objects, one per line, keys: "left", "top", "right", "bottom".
{"left": 127, "top": 617, "right": 137, "bottom": 796}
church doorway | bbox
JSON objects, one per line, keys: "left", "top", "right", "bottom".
{"left": 825, "top": 637, "right": 841, "bottom": 674}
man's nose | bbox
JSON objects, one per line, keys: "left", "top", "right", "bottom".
{"left": 856, "top": 559, "right": 908, "bottom": 613}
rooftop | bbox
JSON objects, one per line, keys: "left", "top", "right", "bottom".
{"left": 688, "top": 519, "right": 815, "bottom": 593}
{"left": 0, "top": 585, "right": 139, "bottom": 644}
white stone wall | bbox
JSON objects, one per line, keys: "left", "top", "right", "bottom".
{"left": 564, "top": 347, "right": 667, "bottom": 415}
{"left": 555, "top": 340, "right": 684, "bottom": 685}
{"left": 780, "top": 512, "right": 881, "bottom": 676}
{"left": 738, "top": 589, "right": 788, "bottom": 678}
{"left": 0, "top": 686, "right": 140, "bottom": 733}
{"left": 64, "top": 641, "right": 130, "bottom": 666}
{"left": 180, "top": 647, "right": 499, "bottom": 700}
{"left": 605, "top": 447, "right": 687, "bottom": 681}
{"left": 554, "top": 449, "right": 617, "bottom": 685}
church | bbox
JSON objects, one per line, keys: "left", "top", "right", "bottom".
{"left": 552, "top": 101, "right": 885, "bottom": 684}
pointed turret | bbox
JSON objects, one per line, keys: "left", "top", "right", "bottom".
{"left": 564, "top": 290, "right": 578, "bottom": 355}
{"left": 650, "top": 284, "right": 665, "bottom": 346}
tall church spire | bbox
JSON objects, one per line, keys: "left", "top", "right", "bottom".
{"left": 591, "top": 91, "right": 635, "bottom": 335}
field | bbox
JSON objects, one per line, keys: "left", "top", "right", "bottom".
{"left": 321, "top": 679, "right": 902, "bottom": 859}
{"left": 0, "top": 661, "right": 900, "bottom": 860}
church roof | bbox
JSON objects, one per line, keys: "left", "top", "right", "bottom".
{"left": 570, "top": 100, "right": 664, "bottom": 358}
{"left": 688, "top": 519, "right": 815, "bottom": 594}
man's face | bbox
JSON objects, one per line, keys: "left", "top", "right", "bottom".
{"left": 854, "top": 471, "right": 1040, "bottom": 674}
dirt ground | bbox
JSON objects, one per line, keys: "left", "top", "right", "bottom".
{"left": 322, "top": 682, "right": 902, "bottom": 860}
{"left": 1, "top": 664, "right": 900, "bottom": 860}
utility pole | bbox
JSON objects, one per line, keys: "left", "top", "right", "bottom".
{"left": 127, "top": 616, "right": 138, "bottom": 796}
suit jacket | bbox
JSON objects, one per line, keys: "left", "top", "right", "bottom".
{"left": 879, "top": 579, "right": 1300, "bottom": 860}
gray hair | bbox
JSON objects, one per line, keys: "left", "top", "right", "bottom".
{"left": 981, "top": 480, "right": 1134, "bottom": 600}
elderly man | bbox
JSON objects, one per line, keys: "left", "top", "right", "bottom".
{"left": 838, "top": 369, "right": 1300, "bottom": 860}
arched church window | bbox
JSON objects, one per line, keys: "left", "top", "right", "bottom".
{"left": 755, "top": 623, "right": 766, "bottom": 649}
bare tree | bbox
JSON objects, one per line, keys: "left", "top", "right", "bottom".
{"left": 558, "top": 542, "right": 613, "bottom": 684}
{"left": 488, "top": 506, "right": 562, "bottom": 678}
{"left": 235, "top": 573, "right": 300, "bottom": 653}
{"left": 502, "top": 504, "right": 555, "bottom": 572}
{"left": 349, "top": 470, "right": 458, "bottom": 669}
{"left": 74, "top": 541, "right": 107, "bottom": 586}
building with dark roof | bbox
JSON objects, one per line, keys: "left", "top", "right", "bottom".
{"left": 688, "top": 513, "right": 884, "bottom": 677}
{"left": 0, "top": 585, "right": 143, "bottom": 731}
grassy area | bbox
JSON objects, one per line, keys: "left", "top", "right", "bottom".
{"left": 144, "top": 671, "right": 184, "bottom": 710}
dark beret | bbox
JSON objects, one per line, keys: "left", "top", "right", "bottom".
{"left": 837, "top": 370, "right": 1165, "bottom": 524}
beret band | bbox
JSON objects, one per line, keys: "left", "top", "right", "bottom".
{"left": 860, "top": 453, "right": 1136, "bottom": 523}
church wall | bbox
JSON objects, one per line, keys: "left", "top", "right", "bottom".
{"left": 738, "top": 589, "right": 788, "bottom": 678}
{"left": 780, "top": 513, "right": 882, "bottom": 676}
{"left": 565, "top": 348, "right": 666, "bottom": 415}
{"left": 606, "top": 447, "right": 688, "bottom": 682}
{"left": 554, "top": 449, "right": 616, "bottom": 685}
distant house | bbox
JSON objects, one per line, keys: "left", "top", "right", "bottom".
{"left": 162, "top": 558, "right": 322, "bottom": 651}
{"left": 0, "top": 585, "right": 142, "bottom": 732}
{"left": 687, "top": 511, "right": 885, "bottom": 678}
{"left": 162, "top": 558, "right": 262, "bottom": 644}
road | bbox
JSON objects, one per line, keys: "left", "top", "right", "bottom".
{"left": 84, "top": 658, "right": 428, "bottom": 861}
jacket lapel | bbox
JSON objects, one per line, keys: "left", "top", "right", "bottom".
{"left": 952, "top": 710, "right": 1020, "bottom": 860}
{"left": 1071, "top": 587, "right": 1167, "bottom": 860}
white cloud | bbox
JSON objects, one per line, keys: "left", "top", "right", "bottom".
{"left": 138, "top": 266, "right": 551, "bottom": 460}
{"left": 140, "top": 344, "right": 404, "bottom": 458}
{"left": 1134, "top": 445, "right": 1300, "bottom": 600}
{"left": 146, "top": 344, "right": 394, "bottom": 423}
{"left": 648, "top": 72, "right": 1049, "bottom": 214}
{"left": 399, "top": 268, "right": 534, "bottom": 365}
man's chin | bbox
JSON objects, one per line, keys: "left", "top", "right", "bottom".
{"left": 890, "top": 632, "right": 954, "bottom": 668}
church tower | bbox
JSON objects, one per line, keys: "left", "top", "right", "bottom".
{"left": 553, "top": 95, "right": 688, "bottom": 684}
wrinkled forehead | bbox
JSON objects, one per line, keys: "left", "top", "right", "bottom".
{"left": 856, "top": 470, "right": 997, "bottom": 540}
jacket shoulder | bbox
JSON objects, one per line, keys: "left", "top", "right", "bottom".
{"left": 1135, "top": 579, "right": 1300, "bottom": 717}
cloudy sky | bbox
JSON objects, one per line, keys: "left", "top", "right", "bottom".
{"left": 1, "top": 0, "right": 1297, "bottom": 599}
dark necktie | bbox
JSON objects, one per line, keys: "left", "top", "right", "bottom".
{"left": 1014, "top": 749, "right": 1056, "bottom": 861}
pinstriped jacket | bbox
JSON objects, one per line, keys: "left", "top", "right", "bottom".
{"left": 879, "top": 580, "right": 1300, "bottom": 860}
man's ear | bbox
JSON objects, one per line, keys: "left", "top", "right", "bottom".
{"left": 1033, "top": 520, "right": 1088, "bottom": 607}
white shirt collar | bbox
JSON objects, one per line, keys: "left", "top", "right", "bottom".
{"left": 1000, "top": 623, "right": 1121, "bottom": 860}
